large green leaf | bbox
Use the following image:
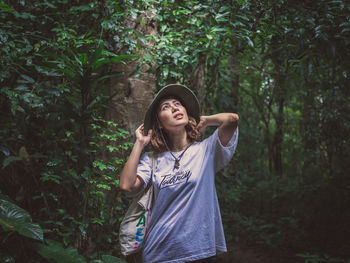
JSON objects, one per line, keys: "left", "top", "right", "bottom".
{"left": 91, "top": 55, "right": 139, "bottom": 69}
{"left": 0, "top": 3, "right": 14, "bottom": 12}
{"left": 0, "top": 199, "right": 43, "bottom": 241}
{"left": 36, "top": 239, "right": 86, "bottom": 263}
{"left": 91, "top": 255, "right": 127, "bottom": 263}
{"left": 101, "top": 255, "right": 127, "bottom": 263}
{"left": 2, "top": 156, "right": 22, "bottom": 169}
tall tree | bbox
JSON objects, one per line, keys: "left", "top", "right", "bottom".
{"left": 106, "top": 4, "right": 158, "bottom": 134}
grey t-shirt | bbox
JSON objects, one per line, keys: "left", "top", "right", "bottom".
{"left": 137, "top": 128, "right": 239, "bottom": 263}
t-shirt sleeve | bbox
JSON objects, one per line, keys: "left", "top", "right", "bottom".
{"left": 136, "top": 152, "right": 152, "bottom": 188}
{"left": 204, "top": 127, "right": 239, "bottom": 172}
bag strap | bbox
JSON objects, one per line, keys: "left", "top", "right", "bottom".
{"left": 142, "top": 152, "right": 156, "bottom": 192}
{"left": 139, "top": 152, "right": 156, "bottom": 209}
{"left": 146, "top": 152, "right": 157, "bottom": 188}
{"left": 150, "top": 152, "right": 157, "bottom": 177}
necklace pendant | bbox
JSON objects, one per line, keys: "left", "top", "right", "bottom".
{"left": 174, "top": 159, "right": 180, "bottom": 170}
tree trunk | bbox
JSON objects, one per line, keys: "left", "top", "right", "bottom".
{"left": 106, "top": 8, "right": 158, "bottom": 135}
{"left": 273, "top": 95, "right": 284, "bottom": 175}
{"left": 228, "top": 47, "right": 239, "bottom": 112}
{"left": 101, "top": 6, "right": 158, "bottom": 222}
{"left": 189, "top": 52, "right": 206, "bottom": 115}
{"left": 270, "top": 35, "right": 286, "bottom": 176}
{"left": 272, "top": 73, "right": 285, "bottom": 176}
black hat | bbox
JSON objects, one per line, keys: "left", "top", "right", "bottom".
{"left": 143, "top": 84, "right": 200, "bottom": 135}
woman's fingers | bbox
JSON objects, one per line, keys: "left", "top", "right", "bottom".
{"left": 197, "top": 116, "right": 207, "bottom": 133}
{"left": 135, "top": 124, "right": 152, "bottom": 146}
{"left": 137, "top": 124, "right": 145, "bottom": 132}
{"left": 135, "top": 124, "right": 144, "bottom": 138}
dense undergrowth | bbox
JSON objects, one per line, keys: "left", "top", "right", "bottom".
{"left": 1, "top": 0, "right": 350, "bottom": 262}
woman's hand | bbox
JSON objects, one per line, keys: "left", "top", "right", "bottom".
{"left": 119, "top": 123, "right": 152, "bottom": 195}
{"left": 197, "top": 116, "right": 209, "bottom": 133}
{"left": 135, "top": 124, "right": 152, "bottom": 147}
{"left": 197, "top": 113, "right": 239, "bottom": 146}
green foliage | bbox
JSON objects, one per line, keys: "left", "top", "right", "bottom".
{"left": 154, "top": 0, "right": 350, "bottom": 259}
{"left": 0, "top": 195, "right": 99, "bottom": 262}
{"left": 0, "top": 0, "right": 135, "bottom": 261}
{"left": 152, "top": 0, "right": 253, "bottom": 86}
{"left": 91, "top": 255, "right": 127, "bottom": 263}
{"left": 36, "top": 239, "right": 86, "bottom": 263}
{"left": 1, "top": 0, "right": 350, "bottom": 261}
{"left": 0, "top": 198, "right": 43, "bottom": 241}
{"left": 296, "top": 252, "right": 349, "bottom": 263}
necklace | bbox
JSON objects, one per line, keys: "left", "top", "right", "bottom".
{"left": 159, "top": 127, "right": 192, "bottom": 170}
{"left": 169, "top": 144, "right": 192, "bottom": 170}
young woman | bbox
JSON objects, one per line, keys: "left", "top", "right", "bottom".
{"left": 119, "top": 84, "right": 239, "bottom": 263}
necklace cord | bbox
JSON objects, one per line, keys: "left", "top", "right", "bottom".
{"left": 157, "top": 116, "right": 192, "bottom": 170}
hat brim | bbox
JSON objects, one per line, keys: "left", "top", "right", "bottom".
{"left": 143, "top": 84, "right": 200, "bottom": 135}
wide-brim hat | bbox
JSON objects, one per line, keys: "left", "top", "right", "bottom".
{"left": 143, "top": 84, "right": 200, "bottom": 135}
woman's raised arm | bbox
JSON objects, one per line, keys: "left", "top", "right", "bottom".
{"left": 197, "top": 113, "right": 239, "bottom": 146}
{"left": 119, "top": 124, "right": 152, "bottom": 195}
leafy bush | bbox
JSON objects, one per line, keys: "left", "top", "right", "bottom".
{"left": 0, "top": 0, "right": 136, "bottom": 261}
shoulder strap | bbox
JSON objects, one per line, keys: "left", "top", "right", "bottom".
{"left": 150, "top": 152, "right": 157, "bottom": 176}
{"left": 144, "top": 152, "right": 157, "bottom": 190}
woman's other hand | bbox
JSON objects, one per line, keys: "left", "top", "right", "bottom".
{"left": 197, "top": 116, "right": 209, "bottom": 133}
{"left": 197, "top": 113, "right": 239, "bottom": 146}
{"left": 119, "top": 123, "right": 151, "bottom": 195}
{"left": 135, "top": 124, "right": 152, "bottom": 147}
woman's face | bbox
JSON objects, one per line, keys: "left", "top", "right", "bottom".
{"left": 157, "top": 98, "right": 189, "bottom": 132}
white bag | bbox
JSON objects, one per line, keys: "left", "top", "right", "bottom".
{"left": 119, "top": 153, "right": 157, "bottom": 256}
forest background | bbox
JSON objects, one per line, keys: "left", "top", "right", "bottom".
{"left": 1, "top": 0, "right": 349, "bottom": 262}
